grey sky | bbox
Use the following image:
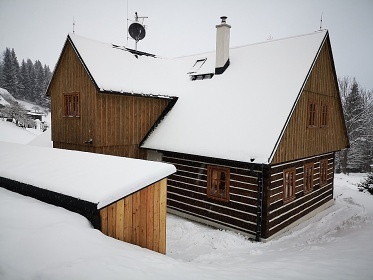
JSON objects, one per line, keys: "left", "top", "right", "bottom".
{"left": 1, "top": 0, "right": 372, "bottom": 89}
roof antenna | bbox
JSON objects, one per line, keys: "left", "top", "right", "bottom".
{"left": 319, "top": 12, "right": 323, "bottom": 30}
{"left": 73, "top": 16, "right": 75, "bottom": 34}
{"left": 127, "top": 12, "right": 148, "bottom": 50}
{"left": 126, "top": 0, "right": 129, "bottom": 46}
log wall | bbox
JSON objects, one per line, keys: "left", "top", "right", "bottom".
{"left": 99, "top": 179, "right": 167, "bottom": 254}
{"left": 162, "top": 152, "right": 261, "bottom": 237}
{"left": 265, "top": 152, "right": 335, "bottom": 238}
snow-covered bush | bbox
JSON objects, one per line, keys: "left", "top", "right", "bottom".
{"left": 358, "top": 173, "right": 373, "bottom": 195}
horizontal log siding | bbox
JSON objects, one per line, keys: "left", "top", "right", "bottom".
{"left": 100, "top": 179, "right": 167, "bottom": 254}
{"left": 49, "top": 40, "right": 169, "bottom": 160}
{"left": 163, "top": 152, "right": 261, "bottom": 236}
{"left": 265, "top": 153, "right": 334, "bottom": 237}
{"left": 272, "top": 39, "right": 348, "bottom": 164}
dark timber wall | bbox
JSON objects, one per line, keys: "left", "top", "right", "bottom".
{"left": 162, "top": 151, "right": 262, "bottom": 237}
{"left": 264, "top": 152, "right": 335, "bottom": 238}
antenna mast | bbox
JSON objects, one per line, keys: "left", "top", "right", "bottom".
{"left": 73, "top": 16, "right": 75, "bottom": 33}
{"left": 127, "top": 12, "right": 148, "bottom": 50}
{"left": 319, "top": 12, "right": 323, "bottom": 30}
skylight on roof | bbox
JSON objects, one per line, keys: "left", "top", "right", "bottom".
{"left": 188, "top": 58, "right": 207, "bottom": 74}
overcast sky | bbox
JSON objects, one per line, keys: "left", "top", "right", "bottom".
{"left": 1, "top": 0, "right": 372, "bottom": 89}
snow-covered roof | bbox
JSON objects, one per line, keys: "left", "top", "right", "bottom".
{"left": 67, "top": 31, "right": 328, "bottom": 164}
{"left": 0, "top": 142, "right": 176, "bottom": 209}
{"left": 68, "top": 34, "right": 181, "bottom": 97}
{"left": 143, "top": 31, "right": 328, "bottom": 164}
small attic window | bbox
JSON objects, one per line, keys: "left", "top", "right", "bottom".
{"left": 190, "top": 73, "right": 214, "bottom": 81}
{"left": 188, "top": 58, "right": 207, "bottom": 74}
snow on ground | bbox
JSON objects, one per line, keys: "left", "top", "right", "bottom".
{"left": 0, "top": 122, "right": 373, "bottom": 279}
{"left": 0, "top": 120, "right": 39, "bottom": 144}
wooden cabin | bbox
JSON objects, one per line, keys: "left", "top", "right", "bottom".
{"left": 0, "top": 142, "right": 175, "bottom": 254}
{"left": 47, "top": 17, "right": 349, "bottom": 241}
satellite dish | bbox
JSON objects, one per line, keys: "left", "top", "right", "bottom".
{"left": 128, "top": 22, "right": 146, "bottom": 41}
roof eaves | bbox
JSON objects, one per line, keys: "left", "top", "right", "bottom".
{"left": 139, "top": 96, "right": 179, "bottom": 148}
{"left": 98, "top": 89, "right": 176, "bottom": 100}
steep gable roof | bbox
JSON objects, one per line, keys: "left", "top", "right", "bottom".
{"left": 52, "top": 33, "right": 180, "bottom": 99}
{"left": 50, "top": 30, "right": 332, "bottom": 164}
{"left": 142, "top": 31, "right": 329, "bottom": 164}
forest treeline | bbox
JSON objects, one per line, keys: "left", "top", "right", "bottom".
{"left": 336, "top": 77, "right": 373, "bottom": 173}
{"left": 0, "top": 48, "right": 52, "bottom": 108}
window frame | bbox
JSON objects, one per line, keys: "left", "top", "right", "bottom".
{"left": 283, "top": 167, "right": 296, "bottom": 203}
{"left": 320, "top": 103, "right": 328, "bottom": 127}
{"left": 207, "top": 165, "right": 230, "bottom": 202}
{"left": 303, "top": 163, "right": 314, "bottom": 194}
{"left": 63, "top": 92, "right": 80, "bottom": 117}
{"left": 307, "top": 100, "right": 317, "bottom": 128}
{"left": 319, "top": 159, "right": 328, "bottom": 186}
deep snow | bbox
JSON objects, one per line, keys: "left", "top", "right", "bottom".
{"left": 0, "top": 121, "right": 372, "bottom": 279}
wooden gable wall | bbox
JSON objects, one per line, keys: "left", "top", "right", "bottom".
{"left": 49, "top": 41, "right": 97, "bottom": 152}
{"left": 271, "top": 37, "right": 348, "bottom": 164}
{"left": 49, "top": 39, "right": 169, "bottom": 159}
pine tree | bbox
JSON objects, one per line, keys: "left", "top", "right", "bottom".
{"left": 0, "top": 51, "right": 4, "bottom": 88}
{"left": 18, "top": 59, "right": 28, "bottom": 99}
{"left": 339, "top": 78, "right": 372, "bottom": 173}
{"left": 26, "top": 59, "right": 35, "bottom": 101}
{"left": 1, "top": 48, "right": 16, "bottom": 95}
{"left": 33, "top": 60, "right": 44, "bottom": 104}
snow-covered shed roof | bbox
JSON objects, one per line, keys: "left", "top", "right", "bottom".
{"left": 0, "top": 142, "right": 176, "bottom": 209}
{"left": 66, "top": 31, "right": 329, "bottom": 164}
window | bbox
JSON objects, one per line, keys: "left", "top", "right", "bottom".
{"left": 321, "top": 104, "right": 328, "bottom": 127}
{"left": 207, "top": 166, "right": 230, "bottom": 201}
{"left": 303, "top": 163, "right": 314, "bottom": 193}
{"left": 188, "top": 58, "right": 207, "bottom": 74}
{"left": 283, "top": 168, "right": 296, "bottom": 203}
{"left": 307, "top": 101, "right": 317, "bottom": 127}
{"left": 64, "top": 93, "right": 80, "bottom": 117}
{"left": 320, "top": 159, "right": 328, "bottom": 186}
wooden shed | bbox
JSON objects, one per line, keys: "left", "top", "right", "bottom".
{"left": 0, "top": 142, "right": 175, "bottom": 253}
{"left": 47, "top": 17, "right": 348, "bottom": 241}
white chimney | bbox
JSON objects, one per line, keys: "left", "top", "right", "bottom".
{"left": 215, "top": 16, "right": 231, "bottom": 75}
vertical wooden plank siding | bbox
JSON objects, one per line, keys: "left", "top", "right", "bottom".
{"left": 107, "top": 204, "right": 116, "bottom": 237}
{"left": 99, "top": 179, "right": 167, "bottom": 254}
{"left": 100, "top": 207, "right": 108, "bottom": 235}
{"left": 132, "top": 191, "right": 141, "bottom": 246}
{"left": 153, "top": 181, "right": 161, "bottom": 252}
{"left": 123, "top": 196, "right": 133, "bottom": 243}
{"left": 146, "top": 184, "right": 155, "bottom": 250}
{"left": 158, "top": 179, "right": 167, "bottom": 254}
{"left": 163, "top": 152, "right": 260, "bottom": 237}
{"left": 272, "top": 39, "right": 348, "bottom": 164}
{"left": 48, "top": 40, "right": 169, "bottom": 159}
{"left": 115, "top": 199, "right": 124, "bottom": 240}
{"left": 265, "top": 153, "right": 334, "bottom": 238}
